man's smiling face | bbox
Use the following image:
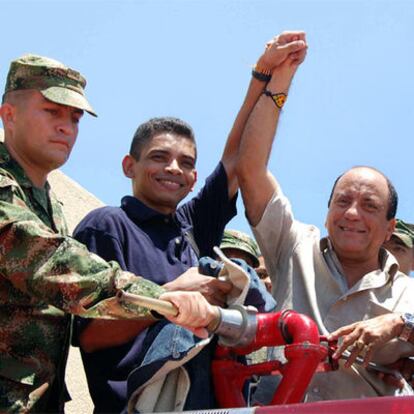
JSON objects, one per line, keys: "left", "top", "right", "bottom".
{"left": 125, "top": 132, "right": 197, "bottom": 215}
{"left": 325, "top": 167, "right": 395, "bottom": 263}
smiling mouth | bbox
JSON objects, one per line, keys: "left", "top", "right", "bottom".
{"left": 339, "top": 226, "right": 366, "bottom": 234}
{"left": 156, "top": 178, "right": 183, "bottom": 190}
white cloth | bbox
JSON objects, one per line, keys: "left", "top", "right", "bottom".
{"left": 252, "top": 185, "right": 414, "bottom": 401}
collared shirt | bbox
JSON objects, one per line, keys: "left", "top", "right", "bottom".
{"left": 252, "top": 183, "right": 414, "bottom": 402}
{"left": 73, "top": 162, "right": 237, "bottom": 413}
{"left": 0, "top": 142, "right": 164, "bottom": 413}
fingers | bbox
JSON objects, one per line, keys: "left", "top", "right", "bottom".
{"left": 277, "top": 31, "right": 306, "bottom": 45}
{"left": 343, "top": 340, "right": 365, "bottom": 368}
{"left": 361, "top": 344, "right": 374, "bottom": 367}
{"left": 331, "top": 326, "right": 361, "bottom": 359}
{"left": 211, "top": 278, "right": 233, "bottom": 294}
{"left": 259, "top": 31, "right": 307, "bottom": 72}
{"left": 189, "top": 327, "right": 209, "bottom": 339}
{"left": 278, "top": 40, "right": 307, "bottom": 54}
{"left": 328, "top": 324, "right": 356, "bottom": 341}
{"left": 161, "top": 291, "right": 220, "bottom": 336}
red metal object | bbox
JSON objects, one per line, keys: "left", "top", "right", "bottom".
{"left": 256, "top": 396, "right": 414, "bottom": 414}
{"left": 212, "top": 310, "right": 327, "bottom": 408}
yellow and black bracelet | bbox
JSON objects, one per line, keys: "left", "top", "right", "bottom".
{"left": 263, "top": 89, "right": 287, "bottom": 110}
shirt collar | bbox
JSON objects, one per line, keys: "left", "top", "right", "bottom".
{"left": 320, "top": 236, "right": 399, "bottom": 280}
{"left": 121, "top": 195, "right": 174, "bottom": 223}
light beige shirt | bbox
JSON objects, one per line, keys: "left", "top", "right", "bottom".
{"left": 252, "top": 186, "right": 414, "bottom": 401}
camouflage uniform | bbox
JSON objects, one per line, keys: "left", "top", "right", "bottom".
{"left": 220, "top": 229, "right": 261, "bottom": 268}
{"left": 0, "top": 55, "right": 164, "bottom": 413}
{"left": 393, "top": 219, "right": 414, "bottom": 248}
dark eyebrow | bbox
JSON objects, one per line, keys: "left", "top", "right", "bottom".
{"left": 148, "top": 149, "right": 170, "bottom": 155}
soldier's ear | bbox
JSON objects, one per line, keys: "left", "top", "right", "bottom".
{"left": 122, "top": 155, "right": 136, "bottom": 178}
{"left": 0, "top": 103, "right": 16, "bottom": 130}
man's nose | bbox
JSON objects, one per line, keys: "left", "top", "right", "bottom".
{"left": 165, "top": 159, "right": 182, "bottom": 174}
{"left": 344, "top": 201, "right": 360, "bottom": 219}
{"left": 57, "top": 117, "right": 77, "bottom": 137}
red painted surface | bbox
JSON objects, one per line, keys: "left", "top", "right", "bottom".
{"left": 257, "top": 396, "right": 414, "bottom": 414}
{"left": 212, "top": 311, "right": 327, "bottom": 408}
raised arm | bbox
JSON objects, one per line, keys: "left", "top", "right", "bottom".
{"left": 221, "top": 31, "right": 307, "bottom": 198}
{"left": 237, "top": 33, "right": 307, "bottom": 226}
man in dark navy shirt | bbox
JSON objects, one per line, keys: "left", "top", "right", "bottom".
{"left": 73, "top": 33, "right": 305, "bottom": 412}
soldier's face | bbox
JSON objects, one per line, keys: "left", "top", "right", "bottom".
{"left": 123, "top": 133, "right": 197, "bottom": 214}
{"left": 7, "top": 91, "right": 83, "bottom": 171}
{"left": 383, "top": 236, "right": 414, "bottom": 275}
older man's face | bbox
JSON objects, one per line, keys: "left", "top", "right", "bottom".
{"left": 325, "top": 168, "right": 395, "bottom": 263}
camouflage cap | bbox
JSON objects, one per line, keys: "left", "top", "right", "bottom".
{"left": 220, "top": 229, "right": 260, "bottom": 267}
{"left": 392, "top": 219, "right": 414, "bottom": 248}
{"left": 4, "top": 54, "right": 97, "bottom": 117}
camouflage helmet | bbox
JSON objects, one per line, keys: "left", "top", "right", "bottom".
{"left": 220, "top": 229, "right": 260, "bottom": 267}
{"left": 392, "top": 219, "right": 414, "bottom": 248}
{"left": 4, "top": 54, "right": 97, "bottom": 117}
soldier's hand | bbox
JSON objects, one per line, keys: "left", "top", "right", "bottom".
{"left": 256, "top": 31, "right": 307, "bottom": 73}
{"left": 160, "top": 291, "right": 220, "bottom": 338}
{"left": 163, "top": 267, "right": 232, "bottom": 307}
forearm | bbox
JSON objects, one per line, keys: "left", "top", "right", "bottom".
{"left": 237, "top": 66, "right": 297, "bottom": 226}
{"left": 221, "top": 76, "right": 268, "bottom": 197}
{"left": 222, "top": 31, "right": 306, "bottom": 198}
{"left": 79, "top": 318, "right": 156, "bottom": 353}
{"left": 0, "top": 203, "right": 164, "bottom": 319}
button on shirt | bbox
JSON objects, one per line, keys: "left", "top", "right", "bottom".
{"left": 73, "top": 162, "right": 237, "bottom": 413}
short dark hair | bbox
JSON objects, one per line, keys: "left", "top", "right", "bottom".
{"left": 130, "top": 117, "right": 197, "bottom": 161}
{"left": 327, "top": 166, "right": 398, "bottom": 220}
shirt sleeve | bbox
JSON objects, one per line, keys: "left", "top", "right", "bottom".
{"left": 251, "top": 183, "right": 305, "bottom": 291}
{"left": 178, "top": 162, "right": 237, "bottom": 258}
{"left": 0, "top": 180, "right": 164, "bottom": 320}
{"left": 74, "top": 227, "right": 128, "bottom": 270}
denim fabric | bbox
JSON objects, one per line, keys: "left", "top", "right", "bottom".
{"left": 126, "top": 257, "right": 276, "bottom": 411}
{"left": 127, "top": 321, "right": 217, "bottom": 412}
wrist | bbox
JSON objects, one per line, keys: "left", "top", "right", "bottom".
{"left": 267, "top": 71, "right": 292, "bottom": 94}
{"left": 398, "top": 312, "right": 414, "bottom": 342}
{"left": 252, "top": 62, "right": 271, "bottom": 83}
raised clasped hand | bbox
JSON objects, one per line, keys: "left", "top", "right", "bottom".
{"left": 257, "top": 30, "right": 308, "bottom": 73}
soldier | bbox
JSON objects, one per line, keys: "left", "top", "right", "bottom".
{"left": 219, "top": 229, "right": 261, "bottom": 268}
{"left": 383, "top": 219, "right": 414, "bottom": 276}
{"left": 0, "top": 54, "right": 217, "bottom": 413}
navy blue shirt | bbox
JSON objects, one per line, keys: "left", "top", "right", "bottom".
{"left": 73, "top": 162, "right": 237, "bottom": 413}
